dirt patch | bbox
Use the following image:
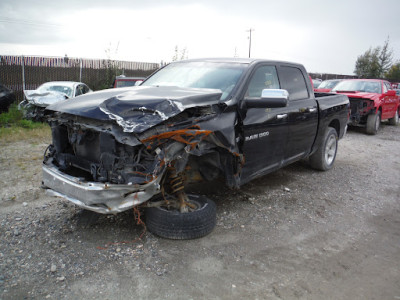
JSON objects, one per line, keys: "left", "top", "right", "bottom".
{"left": 1, "top": 124, "right": 400, "bottom": 299}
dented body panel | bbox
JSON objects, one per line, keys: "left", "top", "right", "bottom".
{"left": 43, "top": 58, "right": 349, "bottom": 214}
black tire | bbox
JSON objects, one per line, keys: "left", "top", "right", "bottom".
{"left": 388, "top": 109, "right": 399, "bottom": 126}
{"left": 309, "top": 127, "right": 338, "bottom": 171}
{"left": 366, "top": 111, "right": 381, "bottom": 135}
{"left": 145, "top": 194, "right": 216, "bottom": 240}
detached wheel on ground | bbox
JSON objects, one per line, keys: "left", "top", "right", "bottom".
{"left": 366, "top": 111, "right": 381, "bottom": 135}
{"left": 145, "top": 194, "right": 216, "bottom": 239}
{"left": 388, "top": 110, "right": 399, "bottom": 126}
{"left": 309, "top": 126, "right": 338, "bottom": 171}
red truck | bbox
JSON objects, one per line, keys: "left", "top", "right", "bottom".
{"left": 332, "top": 79, "right": 399, "bottom": 134}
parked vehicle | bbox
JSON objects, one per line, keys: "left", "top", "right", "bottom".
{"left": 314, "top": 79, "right": 342, "bottom": 92}
{"left": 42, "top": 58, "right": 349, "bottom": 239}
{"left": 312, "top": 78, "right": 322, "bottom": 88}
{"left": 391, "top": 82, "right": 399, "bottom": 89}
{"left": 112, "top": 76, "right": 145, "bottom": 88}
{"left": 20, "top": 81, "right": 92, "bottom": 121}
{"left": 332, "top": 79, "right": 399, "bottom": 134}
{"left": 0, "top": 84, "right": 16, "bottom": 113}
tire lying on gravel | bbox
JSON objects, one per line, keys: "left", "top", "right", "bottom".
{"left": 309, "top": 126, "right": 338, "bottom": 171}
{"left": 145, "top": 194, "right": 216, "bottom": 240}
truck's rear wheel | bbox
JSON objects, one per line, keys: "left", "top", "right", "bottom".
{"left": 309, "top": 127, "right": 338, "bottom": 171}
{"left": 388, "top": 110, "right": 399, "bottom": 126}
{"left": 366, "top": 111, "right": 381, "bottom": 135}
{"left": 145, "top": 194, "right": 216, "bottom": 239}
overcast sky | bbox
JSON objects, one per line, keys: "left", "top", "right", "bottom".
{"left": 1, "top": 0, "right": 399, "bottom": 75}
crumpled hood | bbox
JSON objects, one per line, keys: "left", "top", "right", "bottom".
{"left": 24, "top": 90, "right": 68, "bottom": 107}
{"left": 46, "top": 86, "right": 222, "bottom": 133}
{"left": 335, "top": 91, "right": 378, "bottom": 101}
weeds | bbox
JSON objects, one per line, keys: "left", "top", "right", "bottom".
{"left": 0, "top": 104, "right": 51, "bottom": 143}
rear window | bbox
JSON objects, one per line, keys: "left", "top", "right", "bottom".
{"left": 115, "top": 80, "right": 138, "bottom": 88}
{"left": 279, "top": 66, "right": 309, "bottom": 100}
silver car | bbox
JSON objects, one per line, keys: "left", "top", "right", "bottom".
{"left": 21, "top": 81, "right": 92, "bottom": 121}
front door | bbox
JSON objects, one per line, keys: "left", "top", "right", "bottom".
{"left": 240, "top": 65, "right": 289, "bottom": 184}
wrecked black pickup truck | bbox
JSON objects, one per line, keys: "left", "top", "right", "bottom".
{"left": 42, "top": 58, "right": 349, "bottom": 239}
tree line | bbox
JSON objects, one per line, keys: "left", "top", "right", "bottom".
{"left": 354, "top": 37, "right": 400, "bottom": 81}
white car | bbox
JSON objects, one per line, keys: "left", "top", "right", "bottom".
{"left": 21, "top": 81, "right": 92, "bottom": 121}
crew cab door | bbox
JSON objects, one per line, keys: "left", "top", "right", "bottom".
{"left": 382, "top": 81, "right": 398, "bottom": 119}
{"left": 240, "top": 64, "right": 289, "bottom": 183}
{"left": 278, "top": 65, "right": 318, "bottom": 162}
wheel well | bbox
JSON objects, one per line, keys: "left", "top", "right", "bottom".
{"left": 328, "top": 119, "right": 340, "bottom": 136}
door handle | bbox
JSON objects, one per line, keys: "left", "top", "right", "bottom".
{"left": 277, "top": 114, "right": 288, "bottom": 119}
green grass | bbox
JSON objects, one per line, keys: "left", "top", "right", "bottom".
{"left": 0, "top": 104, "right": 51, "bottom": 142}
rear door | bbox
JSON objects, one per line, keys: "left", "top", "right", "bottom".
{"left": 277, "top": 65, "right": 318, "bottom": 163}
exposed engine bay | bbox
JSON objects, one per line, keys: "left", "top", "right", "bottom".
{"left": 43, "top": 97, "right": 243, "bottom": 214}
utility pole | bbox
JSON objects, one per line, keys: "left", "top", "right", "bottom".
{"left": 247, "top": 28, "right": 254, "bottom": 58}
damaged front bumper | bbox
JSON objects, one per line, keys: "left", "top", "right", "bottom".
{"left": 42, "top": 161, "right": 163, "bottom": 214}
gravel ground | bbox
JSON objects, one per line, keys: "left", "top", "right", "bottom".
{"left": 1, "top": 124, "right": 399, "bottom": 299}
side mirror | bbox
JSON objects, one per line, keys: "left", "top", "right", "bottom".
{"left": 245, "top": 89, "right": 289, "bottom": 108}
{"left": 386, "top": 90, "right": 396, "bottom": 96}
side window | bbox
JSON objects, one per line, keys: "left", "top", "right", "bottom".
{"left": 246, "top": 65, "right": 280, "bottom": 97}
{"left": 279, "top": 66, "right": 309, "bottom": 100}
{"left": 384, "top": 82, "right": 391, "bottom": 92}
{"left": 75, "top": 86, "right": 81, "bottom": 96}
{"left": 82, "top": 85, "right": 89, "bottom": 94}
{"left": 382, "top": 82, "right": 388, "bottom": 93}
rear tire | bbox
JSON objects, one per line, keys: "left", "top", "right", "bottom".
{"left": 309, "top": 127, "right": 338, "bottom": 171}
{"left": 145, "top": 194, "right": 216, "bottom": 240}
{"left": 388, "top": 109, "right": 399, "bottom": 126}
{"left": 366, "top": 111, "right": 381, "bottom": 135}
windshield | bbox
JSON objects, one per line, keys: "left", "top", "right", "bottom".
{"left": 332, "top": 80, "right": 381, "bottom": 94}
{"left": 318, "top": 80, "right": 341, "bottom": 89}
{"left": 116, "top": 80, "right": 138, "bottom": 88}
{"left": 142, "top": 61, "right": 246, "bottom": 100}
{"left": 312, "top": 80, "right": 322, "bottom": 88}
{"left": 38, "top": 84, "right": 73, "bottom": 98}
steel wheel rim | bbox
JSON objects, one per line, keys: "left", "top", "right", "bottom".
{"left": 325, "top": 135, "right": 337, "bottom": 165}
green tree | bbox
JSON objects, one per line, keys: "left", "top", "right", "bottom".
{"left": 378, "top": 37, "right": 393, "bottom": 76}
{"left": 100, "top": 43, "right": 121, "bottom": 89}
{"left": 354, "top": 47, "right": 380, "bottom": 78}
{"left": 354, "top": 38, "right": 393, "bottom": 78}
{"left": 385, "top": 63, "right": 400, "bottom": 82}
